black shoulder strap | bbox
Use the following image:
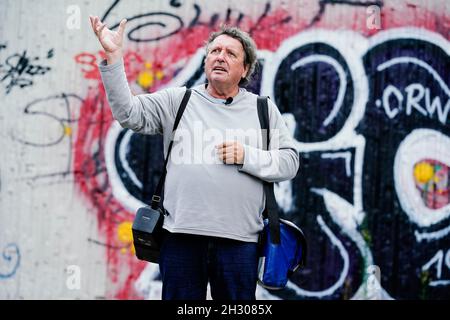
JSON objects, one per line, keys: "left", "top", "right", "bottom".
{"left": 257, "top": 96, "right": 281, "bottom": 244}
{"left": 151, "top": 89, "right": 192, "bottom": 209}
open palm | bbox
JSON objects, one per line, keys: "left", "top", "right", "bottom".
{"left": 89, "top": 15, "right": 127, "bottom": 54}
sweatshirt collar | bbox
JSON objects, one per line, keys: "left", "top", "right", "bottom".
{"left": 192, "top": 83, "right": 247, "bottom": 106}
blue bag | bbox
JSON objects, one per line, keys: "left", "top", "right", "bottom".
{"left": 257, "top": 218, "right": 307, "bottom": 290}
{"left": 256, "top": 96, "right": 307, "bottom": 290}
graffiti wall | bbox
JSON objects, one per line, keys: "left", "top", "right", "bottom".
{"left": 0, "top": 0, "right": 448, "bottom": 299}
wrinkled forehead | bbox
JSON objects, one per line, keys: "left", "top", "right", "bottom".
{"left": 208, "top": 34, "right": 245, "bottom": 53}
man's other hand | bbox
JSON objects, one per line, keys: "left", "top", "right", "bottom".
{"left": 216, "top": 141, "right": 245, "bottom": 165}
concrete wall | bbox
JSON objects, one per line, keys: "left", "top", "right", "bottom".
{"left": 0, "top": 0, "right": 449, "bottom": 299}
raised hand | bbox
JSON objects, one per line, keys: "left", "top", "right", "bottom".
{"left": 89, "top": 15, "right": 127, "bottom": 64}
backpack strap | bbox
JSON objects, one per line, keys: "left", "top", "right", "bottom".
{"left": 257, "top": 96, "right": 281, "bottom": 245}
{"left": 151, "top": 89, "right": 192, "bottom": 210}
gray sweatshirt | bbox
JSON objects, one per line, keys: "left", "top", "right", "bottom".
{"left": 99, "top": 59, "right": 299, "bottom": 242}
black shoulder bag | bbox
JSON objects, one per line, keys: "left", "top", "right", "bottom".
{"left": 132, "top": 89, "right": 192, "bottom": 264}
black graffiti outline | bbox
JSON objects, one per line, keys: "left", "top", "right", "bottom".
{"left": 169, "top": 0, "right": 182, "bottom": 8}
{"left": 101, "top": 0, "right": 120, "bottom": 22}
{"left": 102, "top": 0, "right": 291, "bottom": 43}
{"left": 11, "top": 93, "right": 85, "bottom": 181}
{"left": 121, "top": 13, "right": 184, "bottom": 42}
{"left": 102, "top": 0, "right": 183, "bottom": 42}
{"left": 13, "top": 93, "right": 82, "bottom": 147}
{"left": 0, "top": 46, "right": 54, "bottom": 95}
{"left": 87, "top": 238, "right": 130, "bottom": 251}
{"left": 248, "top": 2, "right": 292, "bottom": 35}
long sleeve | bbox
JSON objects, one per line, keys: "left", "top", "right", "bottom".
{"left": 98, "top": 58, "right": 184, "bottom": 135}
{"left": 238, "top": 99, "right": 300, "bottom": 183}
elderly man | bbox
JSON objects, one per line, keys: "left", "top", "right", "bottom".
{"left": 90, "top": 15, "right": 299, "bottom": 300}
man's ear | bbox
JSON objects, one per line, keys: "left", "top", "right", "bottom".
{"left": 242, "top": 64, "right": 249, "bottom": 78}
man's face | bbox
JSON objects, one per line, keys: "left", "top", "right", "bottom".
{"left": 205, "top": 35, "right": 249, "bottom": 88}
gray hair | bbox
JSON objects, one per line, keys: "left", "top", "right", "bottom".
{"left": 205, "top": 26, "right": 258, "bottom": 86}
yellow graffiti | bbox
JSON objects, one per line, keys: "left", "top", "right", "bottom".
{"left": 137, "top": 61, "right": 165, "bottom": 90}
{"left": 64, "top": 125, "right": 72, "bottom": 136}
{"left": 137, "top": 71, "right": 154, "bottom": 89}
{"left": 414, "top": 162, "right": 434, "bottom": 184}
{"left": 117, "top": 221, "right": 135, "bottom": 254}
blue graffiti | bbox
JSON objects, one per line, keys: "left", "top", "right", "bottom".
{"left": 0, "top": 243, "right": 21, "bottom": 279}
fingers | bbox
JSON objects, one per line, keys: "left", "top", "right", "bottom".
{"left": 90, "top": 16, "right": 126, "bottom": 39}
{"left": 216, "top": 141, "right": 245, "bottom": 164}
{"left": 222, "top": 155, "right": 236, "bottom": 164}
{"left": 216, "top": 141, "right": 241, "bottom": 153}
{"left": 91, "top": 16, "right": 105, "bottom": 36}
{"left": 216, "top": 141, "right": 234, "bottom": 149}
{"left": 216, "top": 145, "right": 233, "bottom": 156}
{"left": 89, "top": 15, "right": 101, "bottom": 35}
{"left": 217, "top": 150, "right": 236, "bottom": 164}
{"left": 89, "top": 15, "right": 96, "bottom": 33}
{"left": 93, "top": 16, "right": 99, "bottom": 31}
{"left": 118, "top": 19, "right": 127, "bottom": 37}
{"left": 217, "top": 141, "right": 236, "bottom": 147}
{"left": 218, "top": 149, "right": 236, "bottom": 158}
{"left": 216, "top": 145, "right": 237, "bottom": 164}
{"left": 98, "top": 22, "right": 107, "bottom": 35}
